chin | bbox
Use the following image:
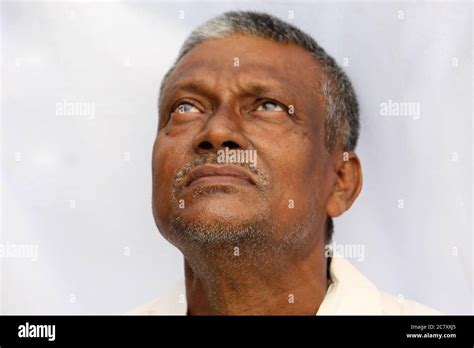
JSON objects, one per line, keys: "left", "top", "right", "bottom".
{"left": 178, "top": 185, "right": 260, "bottom": 213}
{"left": 165, "top": 206, "right": 272, "bottom": 247}
{"left": 178, "top": 200, "right": 258, "bottom": 225}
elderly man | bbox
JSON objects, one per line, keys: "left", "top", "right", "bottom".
{"left": 132, "top": 11, "right": 438, "bottom": 315}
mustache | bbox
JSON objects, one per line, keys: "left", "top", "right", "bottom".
{"left": 173, "top": 154, "right": 269, "bottom": 189}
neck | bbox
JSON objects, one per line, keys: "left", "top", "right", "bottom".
{"left": 184, "top": 241, "right": 329, "bottom": 315}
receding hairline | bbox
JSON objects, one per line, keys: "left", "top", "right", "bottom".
{"left": 163, "top": 35, "right": 324, "bottom": 89}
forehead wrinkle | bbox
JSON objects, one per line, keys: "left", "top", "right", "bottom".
{"left": 164, "top": 63, "right": 308, "bottom": 106}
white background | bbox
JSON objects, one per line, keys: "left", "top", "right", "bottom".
{"left": 1, "top": 0, "right": 472, "bottom": 314}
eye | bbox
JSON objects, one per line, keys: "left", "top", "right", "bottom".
{"left": 256, "top": 100, "right": 285, "bottom": 112}
{"left": 173, "top": 102, "right": 200, "bottom": 114}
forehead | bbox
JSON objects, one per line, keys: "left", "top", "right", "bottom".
{"left": 163, "top": 35, "right": 325, "bottom": 102}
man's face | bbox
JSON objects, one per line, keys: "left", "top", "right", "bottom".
{"left": 152, "top": 35, "right": 336, "bottom": 251}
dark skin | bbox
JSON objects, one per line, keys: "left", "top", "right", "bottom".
{"left": 152, "top": 35, "right": 362, "bottom": 315}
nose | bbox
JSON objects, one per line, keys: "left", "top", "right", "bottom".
{"left": 192, "top": 107, "right": 248, "bottom": 155}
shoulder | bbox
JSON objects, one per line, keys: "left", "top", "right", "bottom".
{"left": 323, "top": 256, "right": 441, "bottom": 315}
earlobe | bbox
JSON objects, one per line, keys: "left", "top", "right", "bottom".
{"left": 326, "top": 191, "right": 346, "bottom": 218}
{"left": 325, "top": 151, "right": 363, "bottom": 218}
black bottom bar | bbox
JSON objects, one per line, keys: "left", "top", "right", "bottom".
{"left": 0, "top": 315, "right": 472, "bottom": 346}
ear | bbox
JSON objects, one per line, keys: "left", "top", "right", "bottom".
{"left": 326, "top": 151, "right": 363, "bottom": 218}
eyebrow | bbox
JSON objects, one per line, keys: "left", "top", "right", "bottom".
{"left": 171, "top": 81, "right": 209, "bottom": 95}
{"left": 244, "top": 83, "right": 274, "bottom": 97}
{"left": 165, "top": 78, "right": 299, "bottom": 103}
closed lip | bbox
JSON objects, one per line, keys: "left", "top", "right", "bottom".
{"left": 185, "top": 165, "right": 256, "bottom": 187}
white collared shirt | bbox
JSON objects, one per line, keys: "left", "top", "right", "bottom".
{"left": 128, "top": 256, "right": 439, "bottom": 315}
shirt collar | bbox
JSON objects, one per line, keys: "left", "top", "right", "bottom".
{"left": 316, "top": 256, "right": 382, "bottom": 315}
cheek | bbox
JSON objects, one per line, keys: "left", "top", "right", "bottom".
{"left": 265, "top": 135, "right": 325, "bottom": 219}
{"left": 152, "top": 135, "right": 189, "bottom": 220}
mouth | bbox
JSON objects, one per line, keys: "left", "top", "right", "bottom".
{"left": 185, "top": 165, "right": 256, "bottom": 188}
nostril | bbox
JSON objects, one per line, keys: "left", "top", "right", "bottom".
{"left": 199, "top": 141, "right": 213, "bottom": 150}
{"left": 223, "top": 141, "right": 240, "bottom": 149}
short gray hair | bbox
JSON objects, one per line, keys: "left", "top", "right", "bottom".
{"left": 159, "top": 10, "right": 360, "bottom": 152}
